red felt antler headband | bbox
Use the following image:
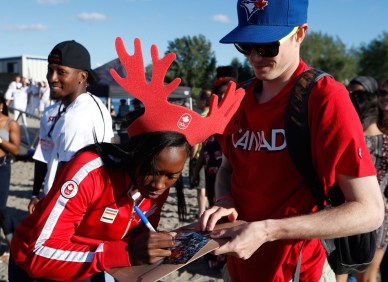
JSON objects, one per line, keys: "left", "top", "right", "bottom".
{"left": 110, "top": 37, "right": 245, "bottom": 146}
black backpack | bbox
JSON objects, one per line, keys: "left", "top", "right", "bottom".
{"left": 284, "top": 69, "right": 377, "bottom": 276}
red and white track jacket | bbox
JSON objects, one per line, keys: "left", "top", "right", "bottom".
{"left": 11, "top": 151, "right": 168, "bottom": 281}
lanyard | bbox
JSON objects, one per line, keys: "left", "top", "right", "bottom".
{"left": 48, "top": 103, "right": 66, "bottom": 139}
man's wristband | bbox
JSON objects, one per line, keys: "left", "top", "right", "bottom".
{"left": 31, "top": 195, "right": 39, "bottom": 199}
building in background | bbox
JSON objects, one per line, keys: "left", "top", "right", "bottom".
{"left": 0, "top": 55, "right": 48, "bottom": 93}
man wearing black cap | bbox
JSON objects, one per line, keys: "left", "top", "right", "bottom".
{"left": 27, "top": 40, "right": 114, "bottom": 214}
{"left": 199, "top": 0, "right": 384, "bottom": 281}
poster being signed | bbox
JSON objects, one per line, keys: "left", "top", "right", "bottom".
{"left": 163, "top": 231, "right": 210, "bottom": 264}
{"left": 108, "top": 220, "right": 245, "bottom": 282}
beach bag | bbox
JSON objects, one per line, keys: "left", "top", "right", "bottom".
{"left": 284, "top": 69, "right": 377, "bottom": 276}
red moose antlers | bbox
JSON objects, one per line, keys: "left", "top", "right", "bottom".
{"left": 110, "top": 37, "right": 245, "bottom": 145}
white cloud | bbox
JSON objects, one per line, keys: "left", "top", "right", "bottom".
{"left": 36, "top": 0, "right": 67, "bottom": 4}
{"left": 211, "top": 14, "right": 231, "bottom": 24}
{"left": 77, "top": 12, "right": 107, "bottom": 21}
{"left": 1, "top": 24, "right": 48, "bottom": 32}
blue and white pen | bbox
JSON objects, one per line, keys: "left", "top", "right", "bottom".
{"left": 132, "top": 191, "right": 156, "bottom": 232}
{"left": 133, "top": 204, "right": 156, "bottom": 232}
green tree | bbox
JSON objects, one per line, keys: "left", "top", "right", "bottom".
{"left": 358, "top": 32, "right": 388, "bottom": 83}
{"left": 163, "top": 35, "right": 217, "bottom": 90}
{"left": 301, "top": 31, "right": 358, "bottom": 82}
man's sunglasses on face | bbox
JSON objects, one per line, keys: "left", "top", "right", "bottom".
{"left": 234, "top": 26, "right": 299, "bottom": 58}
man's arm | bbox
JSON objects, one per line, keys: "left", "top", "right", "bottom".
{"left": 28, "top": 160, "right": 48, "bottom": 214}
{"left": 32, "top": 160, "right": 47, "bottom": 197}
{"left": 209, "top": 174, "right": 384, "bottom": 260}
{"left": 199, "top": 155, "right": 238, "bottom": 230}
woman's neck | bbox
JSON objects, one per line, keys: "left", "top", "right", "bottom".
{"left": 364, "top": 123, "right": 383, "bottom": 136}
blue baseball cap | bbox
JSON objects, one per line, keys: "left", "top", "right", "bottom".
{"left": 220, "top": 0, "right": 309, "bottom": 44}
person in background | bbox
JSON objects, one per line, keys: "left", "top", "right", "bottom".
{"left": 4, "top": 74, "right": 22, "bottom": 106}
{"left": 193, "top": 66, "right": 239, "bottom": 214}
{"left": 38, "top": 81, "right": 51, "bottom": 117}
{"left": 198, "top": 0, "right": 384, "bottom": 281}
{"left": 117, "top": 98, "right": 130, "bottom": 119}
{"left": 26, "top": 79, "right": 40, "bottom": 117}
{"left": 347, "top": 76, "right": 378, "bottom": 94}
{"left": 27, "top": 40, "right": 114, "bottom": 215}
{"left": 346, "top": 90, "right": 388, "bottom": 282}
{"left": 12, "top": 77, "right": 29, "bottom": 127}
{"left": 0, "top": 95, "right": 20, "bottom": 252}
{"left": 110, "top": 104, "right": 116, "bottom": 118}
{"left": 131, "top": 98, "right": 142, "bottom": 111}
{"left": 341, "top": 75, "right": 379, "bottom": 282}
{"left": 193, "top": 66, "right": 238, "bottom": 271}
{"left": 190, "top": 89, "right": 210, "bottom": 217}
{"left": 377, "top": 78, "right": 388, "bottom": 134}
{"left": 377, "top": 78, "right": 388, "bottom": 282}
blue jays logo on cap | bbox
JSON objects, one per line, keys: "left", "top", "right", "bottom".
{"left": 241, "top": 0, "right": 269, "bottom": 20}
{"left": 220, "top": 0, "right": 308, "bottom": 44}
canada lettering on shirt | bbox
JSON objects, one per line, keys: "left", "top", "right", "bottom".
{"left": 232, "top": 128, "right": 286, "bottom": 152}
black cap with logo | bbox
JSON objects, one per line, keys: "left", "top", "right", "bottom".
{"left": 48, "top": 40, "right": 98, "bottom": 84}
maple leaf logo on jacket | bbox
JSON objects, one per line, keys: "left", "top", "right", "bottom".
{"left": 60, "top": 180, "right": 79, "bottom": 199}
{"left": 241, "top": 0, "right": 269, "bottom": 20}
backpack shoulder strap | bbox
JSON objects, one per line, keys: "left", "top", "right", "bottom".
{"left": 284, "top": 69, "right": 330, "bottom": 209}
{"left": 238, "top": 77, "right": 255, "bottom": 90}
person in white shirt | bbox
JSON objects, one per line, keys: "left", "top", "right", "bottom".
{"left": 26, "top": 79, "right": 40, "bottom": 116}
{"left": 28, "top": 40, "right": 114, "bottom": 213}
{"left": 38, "top": 81, "right": 51, "bottom": 116}
{"left": 4, "top": 74, "right": 22, "bottom": 106}
{"left": 12, "top": 78, "right": 28, "bottom": 126}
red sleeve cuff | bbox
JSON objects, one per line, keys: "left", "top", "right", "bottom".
{"left": 102, "top": 240, "right": 131, "bottom": 269}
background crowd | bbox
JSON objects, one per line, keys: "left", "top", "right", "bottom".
{"left": 4, "top": 75, "right": 52, "bottom": 121}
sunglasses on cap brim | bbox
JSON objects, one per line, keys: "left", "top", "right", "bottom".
{"left": 234, "top": 26, "right": 299, "bottom": 57}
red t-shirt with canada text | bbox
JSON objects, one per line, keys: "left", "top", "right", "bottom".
{"left": 221, "top": 60, "right": 376, "bottom": 281}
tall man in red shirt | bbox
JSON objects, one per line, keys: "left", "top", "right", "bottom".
{"left": 199, "top": 0, "right": 384, "bottom": 281}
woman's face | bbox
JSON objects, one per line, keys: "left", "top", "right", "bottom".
{"left": 378, "top": 95, "right": 388, "bottom": 112}
{"left": 139, "top": 146, "right": 188, "bottom": 199}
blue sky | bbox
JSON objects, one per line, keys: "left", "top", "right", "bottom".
{"left": 0, "top": 0, "right": 387, "bottom": 69}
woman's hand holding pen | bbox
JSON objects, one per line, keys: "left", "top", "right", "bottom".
{"left": 128, "top": 232, "right": 176, "bottom": 265}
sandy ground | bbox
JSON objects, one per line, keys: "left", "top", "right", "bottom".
{"left": 0, "top": 157, "right": 224, "bottom": 282}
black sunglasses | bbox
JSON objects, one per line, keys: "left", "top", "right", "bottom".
{"left": 234, "top": 26, "right": 300, "bottom": 57}
{"left": 234, "top": 42, "right": 280, "bottom": 57}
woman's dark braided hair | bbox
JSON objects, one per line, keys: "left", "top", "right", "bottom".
{"left": 0, "top": 95, "right": 9, "bottom": 116}
{"left": 80, "top": 130, "right": 190, "bottom": 222}
{"left": 349, "top": 90, "right": 379, "bottom": 131}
